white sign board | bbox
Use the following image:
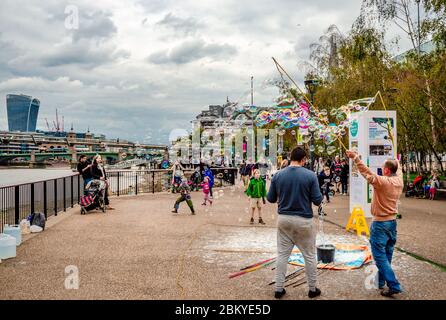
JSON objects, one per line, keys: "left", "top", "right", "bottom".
{"left": 349, "top": 111, "right": 397, "bottom": 217}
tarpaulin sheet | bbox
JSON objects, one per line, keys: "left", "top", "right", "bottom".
{"left": 288, "top": 244, "right": 372, "bottom": 270}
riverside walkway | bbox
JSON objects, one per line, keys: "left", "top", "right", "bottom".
{"left": 0, "top": 186, "right": 445, "bottom": 300}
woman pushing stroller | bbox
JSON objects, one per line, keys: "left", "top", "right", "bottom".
{"left": 90, "top": 155, "right": 114, "bottom": 210}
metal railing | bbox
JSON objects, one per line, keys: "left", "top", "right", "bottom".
{"left": 0, "top": 173, "right": 83, "bottom": 233}
{"left": 1, "top": 167, "right": 237, "bottom": 232}
{"left": 107, "top": 167, "right": 238, "bottom": 196}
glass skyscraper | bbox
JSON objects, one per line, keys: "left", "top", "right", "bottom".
{"left": 6, "top": 94, "right": 40, "bottom": 132}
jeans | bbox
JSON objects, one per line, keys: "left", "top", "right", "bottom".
{"left": 370, "top": 220, "right": 402, "bottom": 292}
{"left": 341, "top": 181, "right": 348, "bottom": 194}
{"left": 83, "top": 178, "right": 92, "bottom": 195}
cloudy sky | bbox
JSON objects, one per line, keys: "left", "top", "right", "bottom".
{"left": 0, "top": 0, "right": 413, "bottom": 144}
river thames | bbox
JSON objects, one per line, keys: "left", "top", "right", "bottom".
{"left": 0, "top": 168, "right": 74, "bottom": 187}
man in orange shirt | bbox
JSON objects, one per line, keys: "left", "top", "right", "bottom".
{"left": 346, "top": 150, "right": 403, "bottom": 298}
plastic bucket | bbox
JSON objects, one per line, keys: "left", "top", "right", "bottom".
{"left": 317, "top": 244, "right": 336, "bottom": 263}
{"left": 0, "top": 233, "right": 17, "bottom": 260}
{"left": 3, "top": 224, "right": 22, "bottom": 246}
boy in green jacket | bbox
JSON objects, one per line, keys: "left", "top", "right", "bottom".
{"left": 246, "top": 169, "right": 267, "bottom": 225}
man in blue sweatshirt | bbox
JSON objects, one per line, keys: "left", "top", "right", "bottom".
{"left": 267, "top": 147, "right": 323, "bottom": 299}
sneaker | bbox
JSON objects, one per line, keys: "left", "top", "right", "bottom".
{"left": 259, "top": 218, "right": 266, "bottom": 225}
{"left": 171, "top": 209, "right": 178, "bottom": 213}
{"left": 191, "top": 211, "right": 196, "bottom": 215}
{"left": 308, "top": 288, "right": 321, "bottom": 298}
{"left": 201, "top": 203, "right": 206, "bottom": 206}
{"left": 274, "top": 289, "right": 286, "bottom": 299}
{"left": 381, "top": 289, "right": 401, "bottom": 298}
{"left": 250, "top": 218, "right": 254, "bottom": 225}
{"left": 209, "top": 201, "right": 213, "bottom": 206}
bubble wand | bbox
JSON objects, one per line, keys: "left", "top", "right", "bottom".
{"left": 271, "top": 57, "right": 349, "bottom": 152}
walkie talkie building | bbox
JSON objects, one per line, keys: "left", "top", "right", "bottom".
{"left": 6, "top": 94, "right": 40, "bottom": 132}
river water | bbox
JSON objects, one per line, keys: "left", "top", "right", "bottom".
{"left": 0, "top": 168, "right": 75, "bottom": 187}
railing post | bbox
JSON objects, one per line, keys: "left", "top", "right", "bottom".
{"left": 30, "top": 183, "right": 35, "bottom": 214}
{"left": 78, "top": 174, "right": 81, "bottom": 201}
{"left": 135, "top": 172, "right": 138, "bottom": 195}
{"left": 43, "top": 181, "right": 47, "bottom": 219}
{"left": 14, "top": 185, "right": 20, "bottom": 225}
{"left": 117, "top": 171, "right": 120, "bottom": 197}
{"left": 54, "top": 179, "right": 58, "bottom": 216}
{"left": 63, "top": 177, "right": 67, "bottom": 212}
{"left": 152, "top": 171, "right": 155, "bottom": 194}
{"left": 71, "top": 175, "right": 74, "bottom": 208}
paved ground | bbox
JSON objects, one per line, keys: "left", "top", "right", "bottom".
{"left": 0, "top": 184, "right": 445, "bottom": 300}
{"left": 322, "top": 193, "right": 446, "bottom": 266}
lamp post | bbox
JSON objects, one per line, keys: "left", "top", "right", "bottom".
{"left": 304, "top": 79, "right": 320, "bottom": 170}
{"left": 416, "top": 0, "right": 421, "bottom": 55}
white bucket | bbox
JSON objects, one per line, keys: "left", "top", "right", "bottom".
{"left": 3, "top": 224, "right": 22, "bottom": 246}
{"left": 0, "top": 233, "right": 17, "bottom": 259}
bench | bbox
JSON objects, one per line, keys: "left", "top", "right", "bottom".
{"left": 437, "top": 181, "right": 446, "bottom": 199}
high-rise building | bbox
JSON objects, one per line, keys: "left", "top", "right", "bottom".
{"left": 6, "top": 94, "right": 40, "bottom": 132}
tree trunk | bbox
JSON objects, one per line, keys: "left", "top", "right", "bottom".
{"left": 425, "top": 76, "right": 441, "bottom": 172}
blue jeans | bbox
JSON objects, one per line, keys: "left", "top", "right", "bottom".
{"left": 370, "top": 220, "right": 402, "bottom": 292}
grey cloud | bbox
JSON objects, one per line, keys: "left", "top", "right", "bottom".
{"left": 72, "top": 11, "right": 117, "bottom": 42}
{"left": 156, "top": 12, "right": 203, "bottom": 36}
{"left": 40, "top": 40, "right": 130, "bottom": 67}
{"left": 148, "top": 39, "right": 237, "bottom": 65}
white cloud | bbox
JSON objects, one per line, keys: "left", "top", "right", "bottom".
{"left": 0, "top": 0, "right": 411, "bottom": 142}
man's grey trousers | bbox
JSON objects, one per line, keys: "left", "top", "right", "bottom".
{"left": 275, "top": 214, "right": 317, "bottom": 292}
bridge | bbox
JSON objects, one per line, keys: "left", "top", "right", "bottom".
{"left": 106, "top": 158, "right": 153, "bottom": 169}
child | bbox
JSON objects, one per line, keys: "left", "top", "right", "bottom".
{"left": 172, "top": 178, "right": 195, "bottom": 215}
{"left": 201, "top": 176, "right": 213, "bottom": 206}
{"left": 318, "top": 167, "right": 333, "bottom": 203}
{"left": 246, "top": 169, "right": 267, "bottom": 225}
{"left": 429, "top": 174, "right": 440, "bottom": 200}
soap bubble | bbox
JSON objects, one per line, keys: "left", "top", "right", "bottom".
{"left": 327, "top": 145, "right": 337, "bottom": 155}
{"left": 301, "top": 134, "right": 311, "bottom": 144}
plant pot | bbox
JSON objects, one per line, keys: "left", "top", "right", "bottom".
{"left": 317, "top": 244, "right": 336, "bottom": 263}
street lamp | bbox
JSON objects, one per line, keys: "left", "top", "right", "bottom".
{"left": 415, "top": 0, "right": 421, "bottom": 55}
{"left": 304, "top": 79, "right": 320, "bottom": 170}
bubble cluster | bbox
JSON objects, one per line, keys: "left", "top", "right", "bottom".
{"left": 254, "top": 96, "right": 374, "bottom": 149}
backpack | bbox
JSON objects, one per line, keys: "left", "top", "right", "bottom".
{"left": 27, "top": 212, "right": 46, "bottom": 230}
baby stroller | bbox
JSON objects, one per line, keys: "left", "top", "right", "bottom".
{"left": 80, "top": 179, "right": 106, "bottom": 214}
{"left": 405, "top": 175, "right": 426, "bottom": 198}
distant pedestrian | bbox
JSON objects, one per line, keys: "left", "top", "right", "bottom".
{"left": 429, "top": 174, "right": 440, "bottom": 200}
{"left": 346, "top": 150, "right": 403, "bottom": 298}
{"left": 318, "top": 167, "right": 333, "bottom": 203}
{"left": 201, "top": 176, "right": 213, "bottom": 206}
{"left": 172, "top": 178, "right": 195, "bottom": 215}
{"left": 203, "top": 166, "right": 214, "bottom": 197}
{"left": 246, "top": 169, "right": 267, "bottom": 225}
{"left": 331, "top": 155, "right": 342, "bottom": 193}
{"left": 340, "top": 159, "right": 349, "bottom": 195}
{"left": 267, "top": 147, "right": 323, "bottom": 299}
{"left": 190, "top": 167, "right": 201, "bottom": 191}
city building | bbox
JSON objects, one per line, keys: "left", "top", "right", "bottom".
{"left": 394, "top": 40, "right": 436, "bottom": 63}
{"left": 6, "top": 94, "right": 40, "bottom": 132}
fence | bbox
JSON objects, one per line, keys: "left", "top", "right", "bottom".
{"left": 0, "top": 168, "right": 237, "bottom": 232}
{"left": 0, "top": 174, "right": 83, "bottom": 233}
{"left": 107, "top": 168, "right": 237, "bottom": 196}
